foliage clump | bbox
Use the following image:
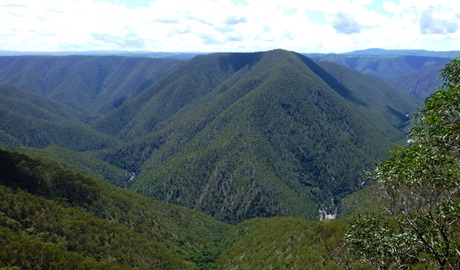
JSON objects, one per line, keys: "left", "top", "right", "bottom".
{"left": 346, "top": 57, "right": 460, "bottom": 269}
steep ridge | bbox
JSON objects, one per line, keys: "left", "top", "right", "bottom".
{"left": 93, "top": 52, "right": 263, "bottom": 139}
{"left": 315, "top": 61, "right": 415, "bottom": 113}
{"left": 0, "top": 55, "right": 183, "bottom": 116}
{"left": 99, "top": 50, "right": 410, "bottom": 223}
{"left": 0, "top": 84, "right": 120, "bottom": 151}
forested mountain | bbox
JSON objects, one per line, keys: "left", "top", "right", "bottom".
{"left": 0, "top": 55, "right": 183, "bottom": 116}
{"left": 92, "top": 52, "right": 263, "bottom": 139}
{"left": 0, "top": 84, "right": 120, "bottom": 151}
{"left": 1, "top": 48, "right": 449, "bottom": 268}
{"left": 0, "top": 50, "right": 416, "bottom": 223}
{"left": 93, "top": 49, "right": 415, "bottom": 223}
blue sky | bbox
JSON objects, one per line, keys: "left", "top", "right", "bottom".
{"left": 1, "top": 0, "right": 459, "bottom": 53}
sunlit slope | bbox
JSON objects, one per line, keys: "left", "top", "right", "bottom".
{"left": 217, "top": 217, "right": 350, "bottom": 270}
{"left": 0, "top": 148, "right": 230, "bottom": 269}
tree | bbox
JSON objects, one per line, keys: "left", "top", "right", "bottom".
{"left": 346, "top": 57, "right": 460, "bottom": 269}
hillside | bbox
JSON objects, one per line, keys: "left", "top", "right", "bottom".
{"left": 0, "top": 148, "right": 231, "bottom": 269}
{"left": 316, "top": 61, "right": 415, "bottom": 141}
{"left": 0, "top": 147, "right": 371, "bottom": 269}
{"left": 0, "top": 55, "right": 183, "bottom": 116}
{"left": 388, "top": 59, "right": 449, "bottom": 102}
{"left": 96, "top": 50, "right": 413, "bottom": 223}
{"left": 92, "top": 52, "right": 264, "bottom": 139}
{"left": 0, "top": 49, "right": 417, "bottom": 224}
{"left": 217, "top": 217, "right": 365, "bottom": 269}
{"left": 0, "top": 49, "right": 428, "bottom": 268}
{"left": 17, "top": 145, "right": 127, "bottom": 187}
{"left": 0, "top": 84, "right": 120, "bottom": 151}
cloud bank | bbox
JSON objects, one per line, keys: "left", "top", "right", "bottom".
{"left": 0, "top": 0, "right": 459, "bottom": 53}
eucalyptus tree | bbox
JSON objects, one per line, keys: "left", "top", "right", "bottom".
{"left": 346, "top": 57, "right": 460, "bottom": 269}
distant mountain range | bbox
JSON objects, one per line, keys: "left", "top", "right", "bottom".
{"left": 0, "top": 50, "right": 198, "bottom": 59}
{"left": 344, "top": 48, "right": 460, "bottom": 58}
{"left": 2, "top": 48, "right": 452, "bottom": 103}
{"left": 305, "top": 48, "right": 460, "bottom": 58}
{"left": 306, "top": 49, "right": 459, "bottom": 101}
{"left": 3, "top": 47, "right": 459, "bottom": 58}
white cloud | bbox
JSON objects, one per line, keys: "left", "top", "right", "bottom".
{"left": 333, "top": 11, "right": 362, "bottom": 34}
{"left": 0, "top": 0, "right": 459, "bottom": 53}
{"left": 420, "top": 6, "right": 459, "bottom": 35}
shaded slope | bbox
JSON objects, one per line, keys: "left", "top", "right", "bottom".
{"left": 101, "top": 50, "right": 404, "bottom": 223}
{"left": 0, "top": 84, "right": 120, "bottom": 151}
{"left": 316, "top": 61, "right": 415, "bottom": 140}
{"left": 0, "top": 83, "right": 85, "bottom": 121}
{"left": 388, "top": 60, "right": 448, "bottom": 102}
{"left": 0, "top": 148, "right": 230, "bottom": 269}
{"left": 315, "top": 61, "right": 415, "bottom": 114}
{"left": 0, "top": 55, "right": 183, "bottom": 116}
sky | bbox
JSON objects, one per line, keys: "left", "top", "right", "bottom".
{"left": 1, "top": 0, "right": 459, "bottom": 53}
